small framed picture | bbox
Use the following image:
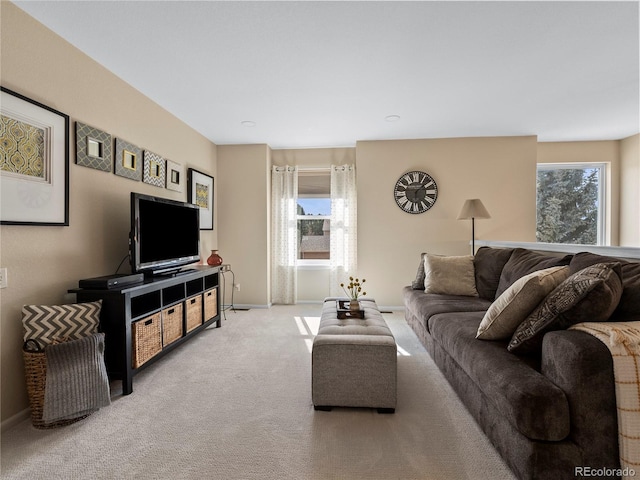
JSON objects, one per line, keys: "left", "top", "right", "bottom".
{"left": 188, "top": 168, "right": 213, "bottom": 230}
{"left": 114, "top": 138, "right": 142, "bottom": 181}
{"left": 165, "top": 159, "right": 184, "bottom": 192}
{"left": 1, "top": 87, "right": 70, "bottom": 226}
{"left": 76, "top": 122, "right": 112, "bottom": 172}
{"left": 142, "top": 150, "right": 166, "bottom": 187}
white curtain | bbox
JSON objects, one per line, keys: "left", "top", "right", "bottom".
{"left": 330, "top": 164, "right": 358, "bottom": 296}
{"left": 271, "top": 165, "right": 298, "bottom": 304}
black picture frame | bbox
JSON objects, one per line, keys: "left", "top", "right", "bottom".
{"left": 187, "top": 168, "right": 214, "bottom": 230}
{"left": 1, "top": 87, "right": 70, "bottom": 226}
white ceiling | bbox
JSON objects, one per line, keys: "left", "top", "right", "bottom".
{"left": 13, "top": 1, "right": 640, "bottom": 149}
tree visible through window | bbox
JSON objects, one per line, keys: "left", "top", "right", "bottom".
{"left": 536, "top": 164, "right": 605, "bottom": 245}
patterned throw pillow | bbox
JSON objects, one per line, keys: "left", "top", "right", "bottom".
{"left": 424, "top": 254, "right": 478, "bottom": 297}
{"left": 508, "top": 263, "right": 623, "bottom": 355}
{"left": 22, "top": 300, "right": 102, "bottom": 347}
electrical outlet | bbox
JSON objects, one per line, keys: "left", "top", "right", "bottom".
{"left": 0, "top": 268, "right": 7, "bottom": 289}
{"left": 234, "top": 283, "right": 240, "bottom": 291}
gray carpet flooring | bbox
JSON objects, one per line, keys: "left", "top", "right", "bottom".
{"left": 1, "top": 305, "right": 515, "bottom": 479}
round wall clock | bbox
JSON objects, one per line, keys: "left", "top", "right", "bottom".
{"left": 393, "top": 171, "right": 438, "bottom": 214}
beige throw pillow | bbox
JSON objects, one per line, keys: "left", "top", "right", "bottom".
{"left": 424, "top": 254, "right": 478, "bottom": 297}
{"left": 476, "top": 266, "right": 569, "bottom": 340}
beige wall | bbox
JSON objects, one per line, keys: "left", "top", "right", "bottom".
{"left": 217, "top": 144, "right": 271, "bottom": 307}
{"left": 220, "top": 146, "right": 335, "bottom": 307}
{"left": 620, "top": 134, "right": 640, "bottom": 246}
{"left": 266, "top": 139, "right": 538, "bottom": 307}
{"left": 271, "top": 148, "right": 356, "bottom": 302}
{"left": 537, "top": 140, "right": 621, "bottom": 245}
{"left": 356, "top": 136, "right": 538, "bottom": 307}
{"left": 1, "top": 4, "right": 218, "bottom": 423}
{"left": 5, "top": 0, "right": 638, "bottom": 426}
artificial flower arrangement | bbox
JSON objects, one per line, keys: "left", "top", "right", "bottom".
{"left": 341, "top": 277, "right": 366, "bottom": 309}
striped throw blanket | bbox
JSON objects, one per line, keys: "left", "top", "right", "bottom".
{"left": 569, "top": 322, "right": 640, "bottom": 479}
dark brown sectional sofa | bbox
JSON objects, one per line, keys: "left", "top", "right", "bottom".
{"left": 403, "top": 246, "right": 640, "bottom": 480}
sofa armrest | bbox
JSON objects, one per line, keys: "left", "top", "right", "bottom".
{"left": 541, "top": 330, "right": 619, "bottom": 470}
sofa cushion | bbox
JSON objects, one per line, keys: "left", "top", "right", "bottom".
{"left": 403, "top": 287, "right": 491, "bottom": 334}
{"left": 473, "top": 247, "right": 514, "bottom": 300}
{"left": 476, "top": 266, "right": 569, "bottom": 340}
{"left": 569, "top": 251, "right": 640, "bottom": 320}
{"left": 429, "top": 311, "right": 570, "bottom": 441}
{"left": 424, "top": 254, "right": 478, "bottom": 297}
{"left": 495, "top": 248, "right": 572, "bottom": 299}
{"left": 508, "top": 263, "right": 623, "bottom": 355}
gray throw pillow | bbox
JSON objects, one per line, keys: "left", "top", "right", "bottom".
{"left": 508, "top": 263, "right": 623, "bottom": 355}
{"left": 411, "top": 252, "right": 427, "bottom": 290}
{"left": 424, "top": 254, "right": 478, "bottom": 297}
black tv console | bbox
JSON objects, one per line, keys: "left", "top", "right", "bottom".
{"left": 70, "top": 265, "right": 220, "bottom": 395}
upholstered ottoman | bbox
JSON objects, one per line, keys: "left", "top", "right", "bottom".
{"left": 312, "top": 298, "right": 397, "bottom": 413}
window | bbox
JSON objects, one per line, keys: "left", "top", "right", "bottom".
{"left": 297, "top": 171, "right": 331, "bottom": 264}
{"left": 536, "top": 163, "right": 606, "bottom": 245}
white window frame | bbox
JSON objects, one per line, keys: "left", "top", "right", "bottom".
{"left": 536, "top": 162, "right": 607, "bottom": 246}
{"left": 297, "top": 187, "right": 331, "bottom": 268}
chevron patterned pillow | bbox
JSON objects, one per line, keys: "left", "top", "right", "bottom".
{"left": 22, "top": 301, "right": 102, "bottom": 347}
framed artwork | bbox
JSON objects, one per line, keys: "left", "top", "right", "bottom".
{"left": 114, "top": 138, "right": 142, "bottom": 181}
{"left": 76, "top": 122, "right": 112, "bottom": 172}
{"left": 142, "top": 150, "right": 166, "bottom": 187}
{"left": 188, "top": 168, "right": 213, "bottom": 230}
{"left": 165, "top": 159, "right": 184, "bottom": 192}
{"left": 0, "top": 87, "right": 70, "bottom": 226}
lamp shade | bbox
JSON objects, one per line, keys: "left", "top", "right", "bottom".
{"left": 457, "top": 199, "right": 491, "bottom": 220}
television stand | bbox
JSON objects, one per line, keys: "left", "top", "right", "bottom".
{"left": 70, "top": 265, "right": 220, "bottom": 395}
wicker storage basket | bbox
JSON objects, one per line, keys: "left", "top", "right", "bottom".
{"left": 204, "top": 288, "right": 218, "bottom": 321}
{"left": 185, "top": 295, "right": 203, "bottom": 333}
{"left": 22, "top": 341, "right": 92, "bottom": 429}
{"left": 132, "top": 312, "right": 162, "bottom": 368}
{"left": 162, "top": 303, "right": 183, "bottom": 347}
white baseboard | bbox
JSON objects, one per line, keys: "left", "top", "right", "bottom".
{"left": 224, "top": 302, "right": 405, "bottom": 312}
{"left": 378, "top": 306, "right": 405, "bottom": 312}
{"left": 1, "top": 408, "right": 29, "bottom": 432}
{"left": 226, "top": 303, "right": 271, "bottom": 310}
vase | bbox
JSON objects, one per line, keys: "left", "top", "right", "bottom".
{"left": 207, "top": 249, "right": 223, "bottom": 266}
{"left": 349, "top": 299, "right": 360, "bottom": 311}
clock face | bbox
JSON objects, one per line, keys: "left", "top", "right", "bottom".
{"left": 394, "top": 171, "right": 438, "bottom": 214}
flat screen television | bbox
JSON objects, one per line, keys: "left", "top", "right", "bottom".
{"left": 130, "top": 192, "right": 200, "bottom": 276}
